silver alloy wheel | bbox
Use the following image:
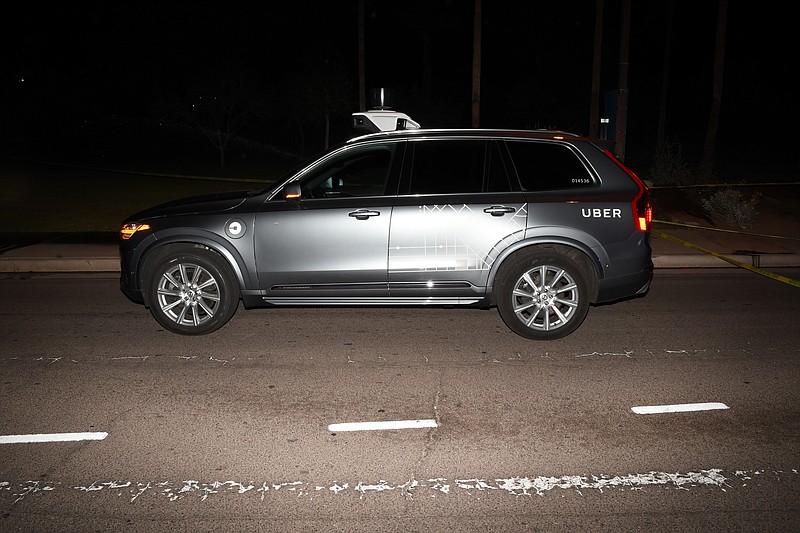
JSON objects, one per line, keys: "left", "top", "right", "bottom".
{"left": 510, "top": 264, "right": 580, "bottom": 332}
{"left": 156, "top": 262, "right": 222, "bottom": 327}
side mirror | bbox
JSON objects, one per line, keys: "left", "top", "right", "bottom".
{"left": 283, "top": 183, "right": 302, "bottom": 204}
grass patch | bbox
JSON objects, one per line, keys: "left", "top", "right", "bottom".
{"left": 0, "top": 159, "right": 286, "bottom": 233}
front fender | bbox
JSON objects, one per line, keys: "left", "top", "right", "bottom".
{"left": 133, "top": 228, "right": 256, "bottom": 292}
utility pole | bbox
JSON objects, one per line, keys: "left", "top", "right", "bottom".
{"left": 615, "top": 0, "right": 631, "bottom": 161}
{"left": 589, "top": 0, "right": 604, "bottom": 139}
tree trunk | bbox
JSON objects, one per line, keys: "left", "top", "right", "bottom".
{"left": 358, "top": 0, "right": 366, "bottom": 112}
{"left": 471, "top": 0, "right": 482, "bottom": 128}
{"left": 656, "top": 0, "right": 673, "bottom": 146}
{"left": 701, "top": 0, "right": 728, "bottom": 169}
{"left": 324, "top": 111, "right": 330, "bottom": 150}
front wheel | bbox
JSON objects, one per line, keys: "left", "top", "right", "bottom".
{"left": 496, "top": 249, "right": 591, "bottom": 340}
{"left": 145, "top": 247, "right": 239, "bottom": 335}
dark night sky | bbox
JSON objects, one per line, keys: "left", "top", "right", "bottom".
{"left": 2, "top": 1, "right": 797, "bottom": 168}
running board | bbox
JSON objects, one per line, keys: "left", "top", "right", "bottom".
{"left": 261, "top": 297, "right": 482, "bottom": 306}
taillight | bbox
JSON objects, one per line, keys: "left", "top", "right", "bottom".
{"left": 603, "top": 150, "right": 652, "bottom": 232}
{"left": 637, "top": 195, "right": 653, "bottom": 231}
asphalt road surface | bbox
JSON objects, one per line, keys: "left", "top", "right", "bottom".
{"left": 1, "top": 269, "right": 799, "bottom": 532}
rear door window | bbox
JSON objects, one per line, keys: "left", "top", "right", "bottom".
{"left": 408, "top": 140, "right": 485, "bottom": 194}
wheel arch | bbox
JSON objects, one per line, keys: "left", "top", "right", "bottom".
{"left": 488, "top": 239, "right": 601, "bottom": 305}
{"left": 136, "top": 231, "right": 251, "bottom": 299}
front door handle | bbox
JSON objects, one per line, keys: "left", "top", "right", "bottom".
{"left": 483, "top": 205, "right": 516, "bottom": 216}
{"left": 348, "top": 209, "right": 381, "bottom": 221}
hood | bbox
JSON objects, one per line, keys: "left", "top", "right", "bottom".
{"left": 124, "top": 189, "right": 254, "bottom": 222}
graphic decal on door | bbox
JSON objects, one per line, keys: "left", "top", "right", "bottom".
{"left": 389, "top": 204, "right": 528, "bottom": 272}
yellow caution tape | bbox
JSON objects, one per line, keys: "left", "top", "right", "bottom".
{"left": 76, "top": 166, "right": 273, "bottom": 185}
{"left": 105, "top": 169, "right": 273, "bottom": 184}
{"left": 654, "top": 220, "right": 800, "bottom": 240}
{"left": 652, "top": 229, "right": 800, "bottom": 288}
{"left": 649, "top": 181, "right": 800, "bottom": 189}
{"left": 2, "top": 156, "right": 275, "bottom": 184}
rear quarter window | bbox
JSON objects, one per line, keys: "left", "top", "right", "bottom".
{"left": 506, "top": 141, "right": 595, "bottom": 191}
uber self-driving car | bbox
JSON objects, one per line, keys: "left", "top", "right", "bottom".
{"left": 119, "top": 125, "right": 652, "bottom": 340}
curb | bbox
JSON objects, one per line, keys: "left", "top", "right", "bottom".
{"left": 0, "top": 256, "right": 120, "bottom": 273}
{"left": 651, "top": 253, "right": 800, "bottom": 269}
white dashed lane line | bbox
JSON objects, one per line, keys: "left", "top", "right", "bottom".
{"left": 2, "top": 401, "right": 727, "bottom": 445}
{"left": 0, "top": 402, "right": 729, "bottom": 444}
{"left": 0, "top": 432, "right": 108, "bottom": 444}
{"left": 328, "top": 419, "right": 438, "bottom": 432}
{"left": 631, "top": 402, "right": 730, "bottom": 415}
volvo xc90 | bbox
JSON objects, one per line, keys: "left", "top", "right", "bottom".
{"left": 120, "top": 129, "right": 653, "bottom": 340}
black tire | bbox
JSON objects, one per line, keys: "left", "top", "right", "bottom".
{"left": 495, "top": 247, "right": 591, "bottom": 340}
{"left": 145, "top": 246, "right": 239, "bottom": 335}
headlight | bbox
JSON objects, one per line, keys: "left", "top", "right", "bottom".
{"left": 120, "top": 223, "right": 151, "bottom": 240}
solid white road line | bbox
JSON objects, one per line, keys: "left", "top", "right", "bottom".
{"left": 631, "top": 402, "right": 730, "bottom": 415}
{"left": 0, "top": 432, "right": 108, "bottom": 444}
{"left": 328, "top": 419, "right": 437, "bottom": 432}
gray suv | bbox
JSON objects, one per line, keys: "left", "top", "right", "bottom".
{"left": 119, "top": 129, "right": 653, "bottom": 340}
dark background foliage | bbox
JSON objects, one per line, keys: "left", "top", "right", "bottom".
{"left": 2, "top": 1, "right": 796, "bottom": 170}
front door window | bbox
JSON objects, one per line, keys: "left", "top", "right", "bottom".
{"left": 255, "top": 143, "right": 401, "bottom": 296}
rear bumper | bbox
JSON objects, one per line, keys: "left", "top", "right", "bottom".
{"left": 596, "top": 260, "right": 653, "bottom": 303}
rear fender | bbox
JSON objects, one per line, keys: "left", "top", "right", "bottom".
{"left": 487, "top": 236, "right": 603, "bottom": 304}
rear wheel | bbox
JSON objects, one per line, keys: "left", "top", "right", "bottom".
{"left": 496, "top": 248, "right": 591, "bottom": 340}
{"left": 145, "top": 247, "right": 239, "bottom": 335}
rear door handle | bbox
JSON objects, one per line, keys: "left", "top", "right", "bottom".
{"left": 483, "top": 206, "right": 516, "bottom": 216}
{"left": 348, "top": 209, "right": 381, "bottom": 220}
